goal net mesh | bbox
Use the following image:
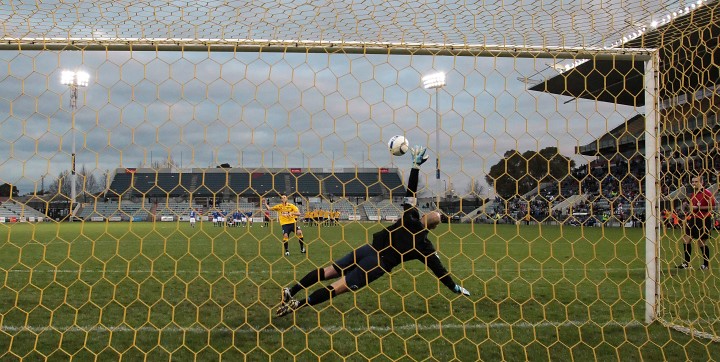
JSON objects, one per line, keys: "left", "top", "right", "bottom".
{"left": 0, "top": 0, "right": 718, "bottom": 360}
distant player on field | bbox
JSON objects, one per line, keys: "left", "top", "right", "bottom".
{"left": 263, "top": 210, "right": 271, "bottom": 227}
{"left": 276, "top": 146, "right": 470, "bottom": 317}
{"left": 265, "top": 194, "right": 305, "bottom": 256}
{"left": 236, "top": 210, "right": 243, "bottom": 227}
{"left": 189, "top": 209, "right": 197, "bottom": 228}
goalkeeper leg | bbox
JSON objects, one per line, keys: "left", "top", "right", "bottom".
{"left": 283, "top": 266, "right": 338, "bottom": 303}
{"left": 277, "top": 253, "right": 385, "bottom": 317}
{"left": 282, "top": 244, "right": 377, "bottom": 301}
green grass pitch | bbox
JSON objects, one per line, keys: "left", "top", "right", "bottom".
{"left": 0, "top": 221, "right": 718, "bottom": 361}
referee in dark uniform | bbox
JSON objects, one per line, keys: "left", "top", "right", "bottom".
{"left": 676, "top": 175, "right": 717, "bottom": 270}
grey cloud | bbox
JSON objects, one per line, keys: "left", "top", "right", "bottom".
{"left": 0, "top": 50, "right": 640, "bottom": 195}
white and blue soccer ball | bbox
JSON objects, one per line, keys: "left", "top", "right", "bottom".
{"left": 388, "top": 135, "right": 409, "bottom": 156}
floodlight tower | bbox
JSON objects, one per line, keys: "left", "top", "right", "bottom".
{"left": 61, "top": 70, "right": 89, "bottom": 221}
{"left": 422, "top": 72, "right": 446, "bottom": 210}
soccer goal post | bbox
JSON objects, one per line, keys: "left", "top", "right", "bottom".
{"left": 644, "top": 53, "right": 660, "bottom": 324}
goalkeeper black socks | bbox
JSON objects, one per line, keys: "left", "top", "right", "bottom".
{"left": 684, "top": 243, "right": 692, "bottom": 264}
{"left": 307, "top": 286, "right": 336, "bottom": 306}
{"left": 702, "top": 245, "right": 710, "bottom": 267}
{"left": 291, "top": 268, "right": 326, "bottom": 295}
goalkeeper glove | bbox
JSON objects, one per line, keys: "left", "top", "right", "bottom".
{"left": 453, "top": 284, "right": 470, "bottom": 296}
{"left": 410, "top": 146, "right": 429, "bottom": 169}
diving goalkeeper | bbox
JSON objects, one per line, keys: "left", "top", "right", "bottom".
{"left": 276, "top": 145, "right": 470, "bottom": 317}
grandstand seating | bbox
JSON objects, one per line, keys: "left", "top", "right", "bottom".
{"left": 118, "top": 200, "right": 151, "bottom": 221}
{"left": 0, "top": 201, "right": 45, "bottom": 219}
{"left": 107, "top": 168, "right": 405, "bottom": 200}
{"left": 155, "top": 201, "right": 199, "bottom": 218}
{"left": 321, "top": 173, "right": 345, "bottom": 197}
{"left": 551, "top": 194, "right": 588, "bottom": 212}
{"left": 319, "top": 172, "right": 404, "bottom": 198}
{"left": 329, "top": 199, "right": 359, "bottom": 219}
{"left": 77, "top": 200, "right": 151, "bottom": 221}
{"left": 294, "top": 173, "right": 320, "bottom": 196}
{"left": 94, "top": 155, "right": 689, "bottom": 225}
{"left": 218, "top": 202, "right": 258, "bottom": 215}
{"left": 361, "top": 200, "right": 402, "bottom": 221}
{"left": 248, "top": 172, "right": 275, "bottom": 196}
{"left": 228, "top": 173, "right": 251, "bottom": 194}
{"left": 475, "top": 153, "right": 653, "bottom": 226}
{"left": 77, "top": 201, "right": 120, "bottom": 219}
{"left": 106, "top": 172, "right": 132, "bottom": 198}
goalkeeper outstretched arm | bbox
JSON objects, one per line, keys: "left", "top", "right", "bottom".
{"left": 402, "top": 145, "right": 428, "bottom": 209}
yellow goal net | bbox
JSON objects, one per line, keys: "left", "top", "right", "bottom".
{"left": 0, "top": 1, "right": 719, "bottom": 360}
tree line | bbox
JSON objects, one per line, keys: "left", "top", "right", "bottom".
{"left": 0, "top": 165, "right": 105, "bottom": 199}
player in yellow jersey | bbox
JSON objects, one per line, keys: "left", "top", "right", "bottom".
{"left": 265, "top": 194, "right": 306, "bottom": 256}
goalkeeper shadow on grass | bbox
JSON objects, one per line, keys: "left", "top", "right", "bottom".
{"left": 275, "top": 146, "right": 471, "bottom": 318}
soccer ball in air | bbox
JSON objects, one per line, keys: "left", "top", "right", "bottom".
{"left": 388, "top": 135, "right": 410, "bottom": 156}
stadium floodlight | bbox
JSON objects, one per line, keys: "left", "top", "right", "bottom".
{"left": 422, "top": 72, "right": 446, "bottom": 90}
{"left": 61, "top": 70, "right": 89, "bottom": 222}
{"left": 422, "top": 72, "right": 446, "bottom": 210}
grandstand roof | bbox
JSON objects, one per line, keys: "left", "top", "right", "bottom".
{"left": 528, "top": 0, "right": 720, "bottom": 106}
{"left": 576, "top": 114, "right": 645, "bottom": 156}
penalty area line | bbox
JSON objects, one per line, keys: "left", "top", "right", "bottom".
{"left": 0, "top": 320, "right": 644, "bottom": 335}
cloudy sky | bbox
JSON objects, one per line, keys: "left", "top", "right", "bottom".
{"left": 0, "top": 50, "right": 640, "bottom": 196}
{"left": 0, "top": 0, "right": 693, "bottom": 196}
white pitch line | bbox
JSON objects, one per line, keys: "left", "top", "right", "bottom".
{"left": 0, "top": 267, "right": 647, "bottom": 275}
{"left": 0, "top": 320, "right": 645, "bottom": 335}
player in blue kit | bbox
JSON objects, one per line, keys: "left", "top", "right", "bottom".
{"left": 189, "top": 209, "right": 197, "bottom": 228}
